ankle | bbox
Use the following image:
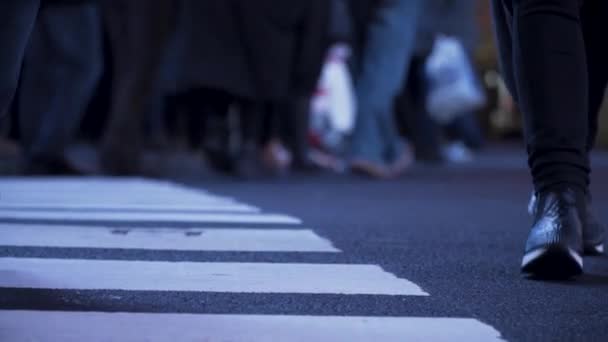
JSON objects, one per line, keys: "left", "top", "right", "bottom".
{"left": 536, "top": 183, "right": 587, "bottom": 198}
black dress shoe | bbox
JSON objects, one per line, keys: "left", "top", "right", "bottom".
{"left": 522, "top": 188, "right": 584, "bottom": 279}
{"left": 529, "top": 192, "right": 605, "bottom": 255}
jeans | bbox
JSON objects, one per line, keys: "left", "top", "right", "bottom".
{"left": 492, "top": 0, "right": 608, "bottom": 192}
{"left": 19, "top": 2, "right": 103, "bottom": 160}
{"left": 350, "top": 0, "right": 422, "bottom": 164}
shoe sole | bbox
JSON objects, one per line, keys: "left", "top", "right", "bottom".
{"left": 584, "top": 243, "right": 604, "bottom": 256}
{"left": 522, "top": 246, "right": 583, "bottom": 279}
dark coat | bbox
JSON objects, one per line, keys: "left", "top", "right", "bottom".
{"left": 173, "top": 0, "right": 330, "bottom": 102}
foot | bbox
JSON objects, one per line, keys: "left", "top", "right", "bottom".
{"left": 233, "top": 143, "right": 265, "bottom": 179}
{"left": 389, "top": 144, "right": 414, "bottom": 177}
{"left": 350, "top": 159, "right": 392, "bottom": 179}
{"left": 261, "top": 140, "right": 292, "bottom": 175}
{"left": 522, "top": 188, "right": 584, "bottom": 279}
{"left": 100, "top": 140, "right": 141, "bottom": 176}
{"left": 21, "top": 155, "right": 86, "bottom": 176}
{"left": 441, "top": 141, "right": 474, "bottom": 164}
{"left": 529, "top": 192, "right": 605, "bottom": 255}
{"left": 577, "top": 194, "right": 605, "bottom": 255}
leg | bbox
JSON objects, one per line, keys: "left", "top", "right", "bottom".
{"left": 19, "top": 2, "right": 103, "bottom": 171}
{"left": 444, "top": 113, "right": 485, "bottom": 150}
{"left": 0, "top": 0, "right": 40, "bottom": 118}
{"left": 350, "top": 0, "right": 421, "bottom": 176}
{"left": 577, "top": 0, "right": 608, "bottom": 254}
{"left": 100, "top": 0, "right": 175, "bottom": 175}
{"left": 396, "top": 56, "right": 444, "bottom": 163}
{"left": 280, "top": 96, "right": 310, "bottom": 170}
{"left": 519, "top": 1, "right": 608, "bottom": 259}
{"left": 494, "top": 0, "right": 591, "bottom": 278}
{"left": 490, "top": 0, "right": 518, "bottom": 103}
{"left": 581, "top": 1, "right": 608, "bottom": 154}
{"left": 512, "top": 0, "right": 589, "bottom": 193}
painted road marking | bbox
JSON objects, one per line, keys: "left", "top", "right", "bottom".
{"left": 0, "top": 210, "right": 301, "bottom": 225}
{"left": 0, "top": 225, "right": 339, "bottom": 252}
{"left": 0, "top": 311, "right": 503, "bottom": 342}
{"left": 0, "top": 258, "right": 427, "bottom": 295}
{"left": 0, "top": 203, "right": 259, "bottom": 213}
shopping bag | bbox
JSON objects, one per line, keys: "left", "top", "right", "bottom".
{"left": 310, "top": 44, "right": 356, "bottom": 153}
{"left": 425, "top": 35, "right": 486, "bottom": 124}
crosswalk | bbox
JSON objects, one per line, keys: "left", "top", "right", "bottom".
{"left": 0, "top": 177, "right": 504, "bottom": 341}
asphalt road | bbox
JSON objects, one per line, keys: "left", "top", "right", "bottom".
{"left": 1, "top": 146, "right": 607, "bottom": 341}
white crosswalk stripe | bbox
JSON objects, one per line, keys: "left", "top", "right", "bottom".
{"left": 0, "top": 258, "right": 426, "bottom": 295}
{"left": 0, "top": 311, "right": 503, "bottom": 342}
{"left": 0, "top": 177, "right": 504, "bottom": 341}
{"left": 0, "top": 202, "right": 259, "bottom": 212}
{"left": 0, "top": 209, "right": 301, "bottom": 224}
{"left": 0, "top": 179, "right": 236, "bottom": 203}
{"left": 0, "top": 224, "right": 339, "bottom": 252}
{"left": 0, "top": 193, "right": 238, "bottom": 204}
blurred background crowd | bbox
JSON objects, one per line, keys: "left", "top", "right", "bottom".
{"left": 1, "top": 0, "right": 607, "bottom": 179}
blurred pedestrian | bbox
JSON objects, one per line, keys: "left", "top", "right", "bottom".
{"left": 173, "top": 0, "right": 329, "bottom": 177}
{"left": 19, "top": 1, "right": 103, "bottom": 174}
{"left": 99, "top": 0, "right": 176, "bottom": 175}
{"left": 492, "top": 0, "right": 607, "bottom": 278}
{"left": 0, "top": 1, "right": 39, "bottom": 120}
{"left": 397, "top": 0, "right": 484, "bottom": 164}
{"left": 348, "top": 0, "right": 421, "bottom": 179}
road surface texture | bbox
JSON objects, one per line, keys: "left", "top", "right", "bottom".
{"left": 1, "top": 146, "right": 607, "bottom": 341}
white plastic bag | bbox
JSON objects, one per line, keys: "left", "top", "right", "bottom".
{"left": 310, "top": 44, "right": 356, "bottom": 153}
{"left": 425, "top": 36, "right": 486, "bottom": 124}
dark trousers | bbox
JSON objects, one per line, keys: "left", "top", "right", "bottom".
{"left": 99, "top": 0, "right": 175, "bottom": 174}
{"left": 0, "top": 0, "right": 39, "bottom": 119}
{"left": 19, "top": 2, "right": 102, "bottom": 161}
{"left": 492, "top": 0, "right": 608, "bottom": 192}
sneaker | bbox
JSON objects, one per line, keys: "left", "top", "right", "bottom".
{"left": 441, "top": 141, "right": 474, "bottom": 163}
{"left": 522, "top": 188, "right": 584, "bottom": 279}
